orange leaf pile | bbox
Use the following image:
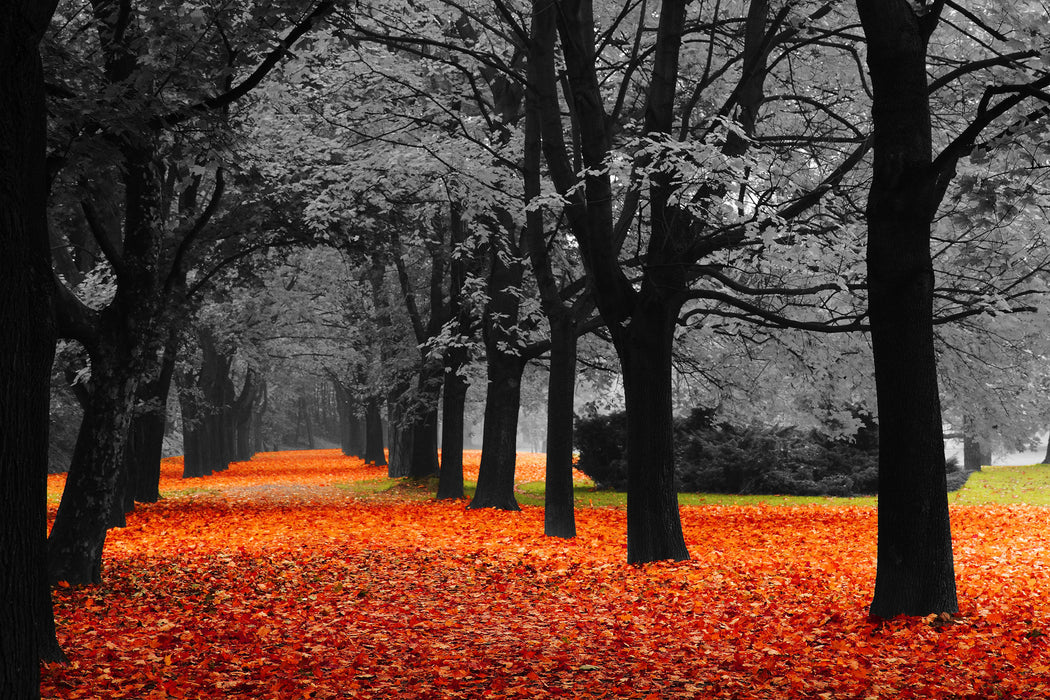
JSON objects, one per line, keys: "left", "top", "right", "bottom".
{"left": 42, "top": 450, "right": 1050, "bottom": 698}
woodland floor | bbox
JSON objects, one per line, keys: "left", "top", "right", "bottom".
{"left": 42, "top": 450, "right": 1050, "bottom": 699}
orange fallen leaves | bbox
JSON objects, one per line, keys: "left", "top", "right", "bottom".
{"left": 42, "top": 451, "right": 1050, "bottom": 699}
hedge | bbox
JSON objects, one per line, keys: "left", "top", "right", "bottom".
{"left": 574, "top": 408, "right": 967, "bottom": 497}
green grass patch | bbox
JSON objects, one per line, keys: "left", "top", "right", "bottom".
{"left": 337, "top": 477, "right": 481, "bottom": 501}
{"left": 948, "top": 463, "right": 1050, "bottom": 506}
{"left": 515, "top": 481, "right": 876, "bottom": 508}
{"left": 159, "top": 487, "right": 222, "bottom": 499}
{"left": 337, "top": 463, "right": 1050, "bottom": 509}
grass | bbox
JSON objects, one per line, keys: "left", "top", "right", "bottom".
{"left": 333, "top": 476, "right": 881, "bottom": 508}
{"left": 948, "top": 463, "right": 1050, "bottom": 506}
{"left": 335, "top": 462, "right": 1050, "bottom": 509}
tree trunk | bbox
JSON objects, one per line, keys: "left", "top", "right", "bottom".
{"left": 333, "top": 379, "right": 354, "bottom": 456}
{"left": 617, "top": 299, "right": 689, "bottom": 563}
{"left": 408, "top": 361, "right": 442, "bottom": 479}
{"left": 48, "top": 332, "right": 139, "bottom": 585}
{"left": 469, "top": 353, "right": 525, "bottom": 511}
{"left": 301, "top": 395, "right": 315, "bottom": 449}
{"left": 0, "top": 1, "right": 65, "bottom": 686}
{"left": 364, "top": 397, "right": 386, "bottom": 466}
{"left": 962, "top": 415, "right": 986, "bottom": 473}
{"left": 127, "top": 330, "right": 177, "bottom": 503}
{"left": 523, "top": 9, "right": 578, "bottom": 536}
{"left": 436, "top": 358, "right": 468, "bottom": 500}
{"left": 178, "top": 369, "right": 205, "bottom": 478}
{"left": 543, "top": 315, "right": 578, "bottom": 538}
{"left": 859, "top": 0, "right": 958, "bottom": 618}
{"left": 231, "top": 369, "right": 257, "bottom": 462}
{"left": 387, "top": 384, "right": 413, "bottom": 477}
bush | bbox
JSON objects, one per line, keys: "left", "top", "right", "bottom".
{"left": 573, "top": 408, "right": 953, "bottom": 497}
{"left": 573, "top": 411, "right": 629, "bottom": 490}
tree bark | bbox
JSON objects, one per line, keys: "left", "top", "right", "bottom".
{"left": 469, "top": 224, "right": 528, "bottom": 511}
{"left": 469, "top": 353, "right": 525, "bottom": 511}
{"left": 619, "top": 299, "right": 689, "bottom": 562}
{"left": 127, "top": 329, "right": 178, "bottom": 503}
{"left": 436, "top": 360, "right": 468, "bottom": 500}
{"left": 962, "top": 414, "right": 986, "bottom": 473}
{"left": 542, "top": 315, "right": 578, "bottom": 538}
{"left": 858, "top": 0, "right": 958, "bottom": 618}
{"left": 524, "top": 5, "right": 579, "bottom": 536}
{"left": 387, "top": 384, "right": 413, "bottom": 477}
{"left": 178, "top": 367, "right": 206, "bottom": 478}
{"left": 408, "top": 361, "right": 442, "bottom": 478}
{"left": 231, "top": 368, "right": 257, "bottom": 462}
{"left": 48, "top": 329, "right": 140, "bottom": 584}
{"left": 332, "top": 378, "right": 355, "bottom": 456}
{"left": 364, "top": 396, "right": 387, "bottom": 466}
{"left": 436, "top": 200, "right": 471, "bottom": 499}
{"left": 0, "top": 1, "right": 65, "bottom": 687}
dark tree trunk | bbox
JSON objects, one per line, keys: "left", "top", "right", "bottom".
{"left": 178, "top": 369, "right": 205, "bottom": 478}
{"left": 536, "top": 0, "right": 693, "bottom": 562}
{"left": 332, "top": 379, "right": 354, "bottom": 456}
{"left": 619, "top": 300, "right": 689, "bottom": 562}
{"left": 523, "top": 9, "right": 578, "bottom": 537}
{"left": 962, "top": 415, "right": 986, "bottom": 473}
{"left": 436, "top": 200, "right": 471, "bottom": 499}
{"left": 300, "top": 395, "right": 315, "bottom": 449}
{"left": 542, "top": 316, "right": 578, "bottom": 538}
{"left": 364, "top": 397, "right": 386, "bottom": 465}
{"left": 48, "top": 331, "right": 139, "bottom": 585}
{"left": 469, "top": 225, "right": 528, "bottom": 511}
{"left": 468, "top": 353, "right": 525, "bottom": 511}
{"left": 0, "top": 1, "right": 65, "bottom": 686}
{"left": 859, "top": 0, "right": 958, "bottom": 618}
{"left": 349, "top": 410, "right": 366, "bottom": 459}
{"left": 195, "top": 337, "right": 221, "bottom": 475}
{"left": 408, "top": 361, "right": 442, "bottom": 479}
{"left": 231, "top": 369, "right": 257, "bottom": 462}
{"left": 252, "top": 378, "right": 268, "bottom": 455}
{"left": 436, "top": 357, "right": 468, "bottom": 500}
{"left": 127, "top": 330, "right": 177, "bottom": 503}
{"left": 962, "top": 435, "right": 984, "bottom": 473}
{"left": 387, "top": 385, "right": 413, "bottom": 477}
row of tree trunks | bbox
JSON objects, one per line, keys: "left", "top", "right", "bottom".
{"left": 180, "top": 334, "right": 258, "bottom": 478}
{"left": 364, "top": 397, "right": 387, "bottom": 466}
{"left": 47, "top": 0, "right": 182, "bottom": 587}
{"left": 331, "top": 374, "right": 387, "bottom": 464}
{"left": 48, "top": 314, "right": 154, "bottom": 584}
{"left": 0, "top": 0, "right": 65, "bottom": 691}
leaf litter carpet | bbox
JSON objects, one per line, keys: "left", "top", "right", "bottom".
{"left": 42, "top": 450, "right": 1050, "bottom": 698}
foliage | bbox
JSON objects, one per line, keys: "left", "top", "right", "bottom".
{"left": 574, "top": 409, "right": 969, "bottom": 497}
{"left": 41, "top": 450, "right": 1050, "bottom": 699}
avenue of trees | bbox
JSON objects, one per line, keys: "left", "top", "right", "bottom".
{"left": 3, "top": 0, "right": 1050, "bottom": 696}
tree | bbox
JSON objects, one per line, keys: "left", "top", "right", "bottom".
{"left": 857, "top": 0, "right": 1050, "bottom": 617}
{"left": 0, "top": 0, "right": 65, "bottom": 694}
{"left": 529, "top": 0, "right": 870, "bottom": 561}
{"left": 45, "top": 0, "right": 333, "bottom": 584}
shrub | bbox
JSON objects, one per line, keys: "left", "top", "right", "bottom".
{"left": 573, "top": 411, "right": 629, "bottom": 490}
{"left": 573, "top": 408, "right": 959, "bottom": 497}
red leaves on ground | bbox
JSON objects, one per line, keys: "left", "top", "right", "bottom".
{"left": 42, "top": 451, "right": 1050, "bottom": 698}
